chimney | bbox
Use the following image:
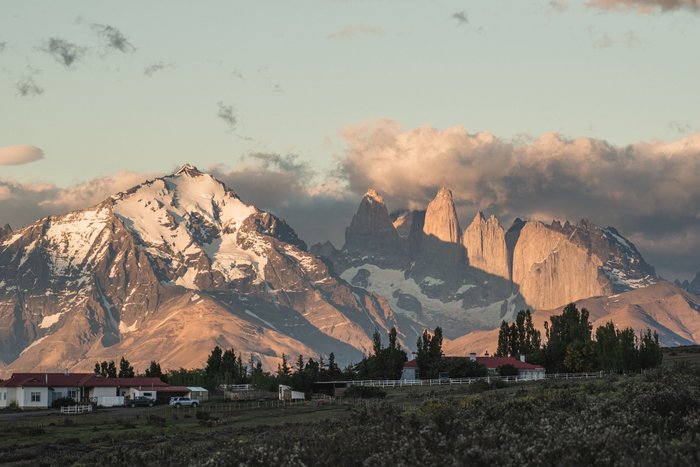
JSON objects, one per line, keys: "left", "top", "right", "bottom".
{"left": 520, "top": 355, "right": 525, "bottom": 363}
{"left": 45, "top": 373, "right": 48, "bottom": 385}
{"left": 469, "top": 352, "right": 477, "bottom": 362}
{"left": 64, "top": 368, "right": 69, "bottom": 376}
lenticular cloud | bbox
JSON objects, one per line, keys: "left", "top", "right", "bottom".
{"left": 0, "top": 145, "right": 44, "bottom": 166}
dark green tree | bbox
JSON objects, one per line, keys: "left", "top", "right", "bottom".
{"left": 106, "top": 360, "right": 117, "bottom": 378}
{"left": 495, "top": 310, "right": 542, "bottom": 360}
{"left": 118, "top": 356, "right": 135, "bottom": 378}
{"left": 496, "top": 321, "right": 510, "bottom": 357}
{"left": 277, "top": 353, "right": 291, "bottom": 378}
{"left": 205, "top": 346, "right": 223, "bottom": 376}
{"left": 327, "top": 352, "right": 341, "bottom": 380}
{"left": 144, "top": 361, "right": 163, "bottom": 378}
{"left": 638, "top": 329, "right": 663, "bottom": 369}
{"left": 416, "top": 327, "right": 443, "bottom": 379}
{"left": 542, "top": 303, "right": 593, "bottom": 373}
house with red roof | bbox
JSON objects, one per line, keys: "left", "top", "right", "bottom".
{"left": 0, "top": 372, "right": 190, "bottom": 409}
{"left": 401, "top": 353, "right": 545, "bottom": 381}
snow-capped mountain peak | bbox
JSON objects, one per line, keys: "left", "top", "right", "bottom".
{"left": 0, "top": 166, "right": 406, "bottom": 375}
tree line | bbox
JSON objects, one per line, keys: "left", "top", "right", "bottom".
{"left": 95, "top": 304, "right": 663, "bottom": 393}
{"left": 495, "top": 304, "right": 663, "bottom": 373}
{"left": 94, "top": 327, "right": 409, "bottom": 393}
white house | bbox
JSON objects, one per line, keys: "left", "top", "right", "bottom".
{"left": 0, "top": 373, "right": 190, "bottom": 409}
{"left": 400, "top": 360, "right": 419, "bottom": 380}
{"left": 0, "top": 373, "right": 94, "bottom": 409}
{"left": 278, "top": 385, "right": 305, "bottom": 401}
{"left": 401, "top": 354, "right": 546, "bottom": 381}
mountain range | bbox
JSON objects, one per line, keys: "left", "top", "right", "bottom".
{"left": 0, "top": 165, "right": 698, "bottom": 375}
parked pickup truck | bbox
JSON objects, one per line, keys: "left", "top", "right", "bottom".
{"left": 169, "top": 397, "right": 199, "bottom": 408}
{"left": 128, "top": 396, "right": 155, "bottom": 408}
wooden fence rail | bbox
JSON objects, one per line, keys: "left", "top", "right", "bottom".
{"left": 60, "top": 404, "right": 93, "bottom": 415}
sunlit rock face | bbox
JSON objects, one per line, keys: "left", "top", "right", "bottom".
{"left": 423, "top": 187, "right": 461, "bottom": 244}
{"left": 463, "top": 212, "right": 509, "bottom": 281}
{"left": 318, "top": 186, "right": 659, "bottom": 338}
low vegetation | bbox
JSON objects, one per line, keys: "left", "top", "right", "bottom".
{"left": 1, "top": 364, "right": 698, "bottom": 465}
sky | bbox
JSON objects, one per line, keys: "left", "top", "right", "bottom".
{"left": 1, "top": 0, "right": 700, "bottom": 280}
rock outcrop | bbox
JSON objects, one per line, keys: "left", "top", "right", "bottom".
{"left": 320, "top": 187, "right": 660, "bottom": 336}
{"left": 344, "top": 189, "right": 406, "bottom": 265}
{"left": 390, "top": 210, "right": 415, "bottom": 239}
{"left": 422, "top": 187, "right": 461, "bottom": 243}
{"left": 0, "top": 224, "right": 10, "bottom": 240}
{"left": 691, "top": 272, "right": 700, "bottom": 295}
{"left": 446, "top": 282, "right": 700, "bottom": 354}
{"left": 512, "top": 221, "right": 612, "bottom": 309}
{"left": 463, "top": 212, "right": 509, "bottom": 280}
{"left": 510, "top": 219, "right": 656, "bottom": 310}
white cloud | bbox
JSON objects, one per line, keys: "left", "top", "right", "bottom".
{"left": 339, "top": 119, "right": 700, "bottom": 279}
{"left": 0, "top": 145, "right": 44, "bottom": 165}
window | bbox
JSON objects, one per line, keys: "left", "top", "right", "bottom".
{"left": 68, "top": 390, "right": 78, "bottom": 400}
{"left": 31, "top": 392, "right": 41, "bottom": 403}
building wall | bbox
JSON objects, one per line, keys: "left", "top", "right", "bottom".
{"left": 189, "top": 391, "right": 208, "bottom": 401}
{"left": 50, "top": 386, "right": 80, "bottom": 403}
{"left": 0, "top": 388, "right": 15, "bottom": 407}
{"left": 401, "top": 367, "right": 418, "bottom": 380}
{"left": 20, "top": 387, "right": 49, "bottom": 408}
{"left": 89, "top": 387, "right": 117, "bottom": 399}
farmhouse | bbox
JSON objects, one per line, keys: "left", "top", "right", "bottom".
{"left": 0, "top": 372, "right": 190, "bottom": 409}
{"left": 401, "top": 354, "right": 546, "bottom": 381}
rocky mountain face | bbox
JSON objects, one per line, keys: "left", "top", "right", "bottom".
{"left": 343, "top": 189, "right": 407, "bottom": 267}
{"left": 0, "top": 224, "right": 11, "bottom": 240}
{"left": 676, "top": 272, "right": 700, "bottom": 296}
{"left": 423, "top": 187, "right": 461, "bottom": 243}
{"left": 314, "top": 187, "right": 660, "bottom": 338}
{"left": 463, "top": 212, "right": 509, "bottom": 281}
{"left": 0, "top": 165, "right": 412, "bottom": 375}
{"left": 445, "top": 282, "right": 700, "bottom": 355}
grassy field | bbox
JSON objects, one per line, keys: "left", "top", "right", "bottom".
{"left": 1, "top": 358, "right": 698, "bottom": 466}
{"left": 662, "top": 345, "right": 700, "bottom": 368}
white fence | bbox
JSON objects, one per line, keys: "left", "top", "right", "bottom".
{"left": 318, "top": 371, "right": 604, "bottom": 389}
{"left": 60, "top": 404, "right": 93, "bottom": 414}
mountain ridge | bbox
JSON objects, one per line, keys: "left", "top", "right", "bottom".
{"left": 0, "top": 165, "right": 414, "bottom": 376}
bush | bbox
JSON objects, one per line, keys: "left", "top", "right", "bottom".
{"left": 497, "top": 364, "right": 519, "bottom": 377}
{"left": 52, "top": 398, "right": 78, "bottom": 409}
{"left": 343, "top": 386, "right": 387, "bottom": 399}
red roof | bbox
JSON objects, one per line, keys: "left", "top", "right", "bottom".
{"left": 403, "top": 360, "right": 418, "bottom": 368}
{"left": 84, "top": 377, "right": 170, "bottom": 388}
{"left": 1, "top": 373, "right": 95, "bottom": 388}
{"left": 1, "top": 373, "right": 173, "bottom": 389}
{"left": 475, "top": 356, "right": 544, "bottom": 371}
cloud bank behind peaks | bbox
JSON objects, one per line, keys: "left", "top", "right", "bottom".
{"left": 0, "top": 145, "right": 44, "bottom": 165}
{"left": 587, "top": 0, "right": 700, "bottom": 13}
{"left": 339, "top": 119, "right": 700, "bottom": 277}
